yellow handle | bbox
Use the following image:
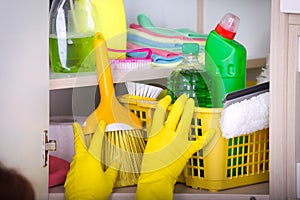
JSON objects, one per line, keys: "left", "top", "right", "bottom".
{"left": 91, "top": 0, "right": 127, "bottom": 59}
{"left": 93, "top": 32, "right": 115, "bottom": 99}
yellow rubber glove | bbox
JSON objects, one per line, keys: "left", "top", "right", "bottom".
{"left": 135, "top": 94, "right": 215, "bottom": 200}
{"left": 64, "top": 121, "right": 118, "bottom": 200}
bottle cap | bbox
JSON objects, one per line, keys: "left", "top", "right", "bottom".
{"left": 182, "top": 43, "right": 199, "bottom": 55}
{"left": 215, "top": 13, "right": 240, "bottom": 40}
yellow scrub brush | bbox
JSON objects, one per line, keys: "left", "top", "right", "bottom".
{"left": 82, "top": 32, "right": 145, "bottom": 187}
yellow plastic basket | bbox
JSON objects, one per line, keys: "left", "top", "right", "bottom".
{"left": 183, "top": 108, "right": 269, "bottom": 191}
{"left": 119, "top": 95, "right": 269, "bottom": 191}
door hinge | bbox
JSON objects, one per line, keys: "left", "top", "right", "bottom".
{"left": 42, "top": 130, "right": 57, "bottom": 167}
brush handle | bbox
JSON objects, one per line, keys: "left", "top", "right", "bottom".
{"left": 94, "top": 32, "right": 115, "bottom": 99}
{"left": 82, "top": 32, "right": 142, "bottom": 134}
{"left": 224, "top": 81, "right": 269, "bottom": 101}
{"left": 222, "top": 81, "right": 269, "bottom": 108}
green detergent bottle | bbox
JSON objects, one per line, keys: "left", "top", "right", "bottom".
{"left": 205, "top": 13, "right": 247, "bottom": 107}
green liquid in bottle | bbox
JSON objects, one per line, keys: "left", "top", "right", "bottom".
{"left": 167, "top": 68, "right": 212, "bottom": 108}
{"left": 49, "top": 34, "right": 95, "bottom": 73}
{"left": 167, "top": 43, "right": 212, "bottom": 108}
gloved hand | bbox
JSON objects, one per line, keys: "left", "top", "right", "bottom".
{"left": 135, "top": 94, "right": 215, "bottom": 200}
{"left": 64, "top": 121, "right": 118, "bottom": 200}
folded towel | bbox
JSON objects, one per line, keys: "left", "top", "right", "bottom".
{"left": 129, "top": 23, "right": 206, "bottom": 43}
{"left": 127, "top": 41, "right": 181, "bottom": 58}
{"left": 126, "top": 50, "right": 183, "bottom": 64}
{"left": 137, "top": 14, "right": 207, "bottom": 39}
{"left": 128, "top": 25, "right": 205, "bottom": 52}
{"left": 176, "top": 28, "right": 208, "bottom": 39}
{"left": 126, "top": 14, "right": 207, "bottom": 65}
{"left": 127, "top": 33, "right": 182, "bottom": 51}
{"left": 151, "top": 54, "right": 183, "bottom": 64}
{"left": 128, "top": 26, "right": 206, "bottom": 54}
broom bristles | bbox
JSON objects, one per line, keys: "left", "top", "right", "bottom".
{"left": 101, "top": 129, "right": 146, "bottom": 187}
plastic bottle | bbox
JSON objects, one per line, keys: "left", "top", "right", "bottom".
{"left": 91, "top": 0, "right": 127, "bottom": 59}
{"left": 49, "top": 0, "right": 99, "bottom": 73}
{"left": 167, "top": 43, "right": 212, "bottom": 108}
{"left": 205, "top": 13, "right": 247, "bottom": 107}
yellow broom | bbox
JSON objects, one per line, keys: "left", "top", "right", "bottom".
{"left": 82, "top": 32, "right": 145, "bottom": 187}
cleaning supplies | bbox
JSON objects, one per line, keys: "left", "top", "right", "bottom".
{"left": 49, "top": 0, "right": 98, "bottom": 73}
{"left": 220, "top": 81, "right": 269, "bottom": 138}
{"left": 82, "top": 32, "right": 145, "bottom": 187}
{"left": 125, "top": 82, "right": 163, "bottom": 100}
{"left": 205, "top": 13, "right": 247, "bottom": 107}
{"left": 102, "top": 129, "right": 145, "bottom": 187}
{"left": 167, "top": 43, "right": 212, "bottom": 107}
{"left": 82, "top": 32, "right": 142, "bottom": 134}
{"left": 135, "top": 94, "right": 216, "bottom": 200}
{"left": 64, "top": 122, "right": 118, "bottom": 200}
{"left": 108, "top": 48, "right": 153, "bottom": 71}
{"left": 91, "top": 0, "right": 127, "bottom": 59}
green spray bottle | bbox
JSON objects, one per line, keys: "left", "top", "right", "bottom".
{"left": 205, "top": 13, "right": 247, "bottom": 107}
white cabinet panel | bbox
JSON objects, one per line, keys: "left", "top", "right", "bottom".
{"left": 280, "top": 0, "right": 300, "bottom": 13}
{"left": 123, "top": 0, "right": 198, "bottom": 31}
{"left": 0, "top": 0, "right": 49, "bottom": 199}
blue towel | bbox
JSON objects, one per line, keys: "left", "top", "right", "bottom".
{"left": 127, "top": 51, "right": 183, "bottom": 64}
{"left": 151, "top": 54, "right": 183, "bottom": 64}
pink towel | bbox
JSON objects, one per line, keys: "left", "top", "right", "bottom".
{"left": 129, "top": 23, "right": 206, "bottom": 42}
{"left": 49, "top": 155, "right": 70, "bottom": 187}
{"left": 127, "top": 41, "right": 181, "bottom": 58}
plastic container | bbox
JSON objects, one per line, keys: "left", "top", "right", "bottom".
{"left": 49, "top": 0, "right": 98, "bottom": 73}
{"left": 91, "top": 0, "right": 127, "bottom": 59}
{"left": 119, "top": 95, "right": 269, "bottom": 191}
{"left": 167, "top": 43, "right": 212, "bottom": 107}
{"left": 183, "top": 109, "right": 269, "bottom": 191}
{"left": 205, "top": 13, "right": 247, "bottom": 107}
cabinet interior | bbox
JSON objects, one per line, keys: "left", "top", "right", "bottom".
{"left": 49, "top": 0, "right": 272, "bottom": 198}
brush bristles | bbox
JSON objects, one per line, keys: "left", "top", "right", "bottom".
{"left": 101, "top": 129, "right": 146, "bottom": 187}
{"left": 110, "top": 59, "right": 152, "bottom": 71}
{"left": 125, "top": 82, "right": 163, "bottom": 100}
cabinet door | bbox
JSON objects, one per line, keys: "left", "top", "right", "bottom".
{"left": 286, "top": 18, "right": 300, "bottom": 200}
{"left": 0, "top": 0, "right": 49, "bottom": 199}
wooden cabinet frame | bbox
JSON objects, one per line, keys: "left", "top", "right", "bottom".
{"left": 270, "top": 0, "right": 299, "bottom": 199}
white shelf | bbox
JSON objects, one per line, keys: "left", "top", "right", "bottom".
{"left": 49, "top": 57, "right": 266, "bottom": 90}
{"left": 49, "top": 66, "right": 175, "bottom": 90}
{"left": 49, "top": 182, "right": 269, "bottom": 200}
